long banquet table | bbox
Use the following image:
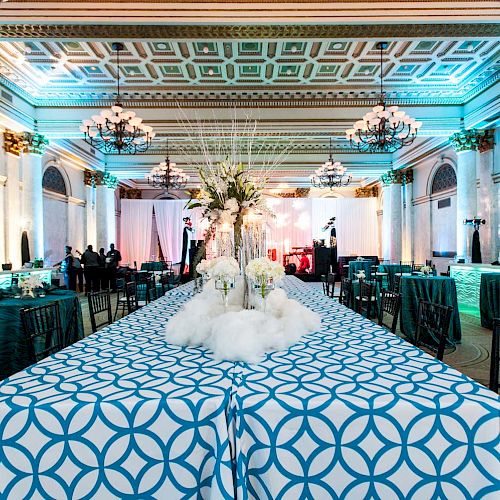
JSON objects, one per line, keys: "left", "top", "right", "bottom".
{"left": 0, "top": 277, "right": 498, "bottom": 499}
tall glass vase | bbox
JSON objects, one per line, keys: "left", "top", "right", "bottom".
{"left": 240, "top": 212, "right": 267, "bottom": 309}
{"left": 215, "top": 278, "right": 235, "bottom": 311}
{"left": 215, "top": 223, "right": 234, "bottom": 258}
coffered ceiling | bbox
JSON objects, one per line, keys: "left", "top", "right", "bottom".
{"left": 0, "top": 38, "right": 498, "bottom": 106}
{"left": 0, "top": 4, "right": 498, "bottom": 188}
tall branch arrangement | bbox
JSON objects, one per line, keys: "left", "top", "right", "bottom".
{"left": 179, "top": 111, "right": 293, "bottom": 263}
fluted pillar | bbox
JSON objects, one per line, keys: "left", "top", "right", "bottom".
{"left": 86, "top": 170, "right": 118, "bottom": 250}
{"left": 476, "top": 132, "right": 495, "bottom": 262}
{"left": 382, "top": 184, "right": 392, "bottom": 261}
{"left": 21, "top": 133, "right": 48, "bottom": 260}
{"left": 85, "top": 182, "right": 97, "bottom": 247}
{"left": 0, "top": 175, "right": 6, "bottom": 264}
{"left": 450, "top": 128, "right": 489, "bottom": 259}
{"left": 402, "top": 170, "right": 414, "bottom": 261}
{"left": 381, "top": 170, "right": 403, "bottom": 262}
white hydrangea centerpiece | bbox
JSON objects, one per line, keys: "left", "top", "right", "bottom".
{"left": 246, "top": 257, "right": 285, "bottom": 299}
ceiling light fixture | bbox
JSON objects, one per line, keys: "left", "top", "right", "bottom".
{"left": 345, "top": 42, "right": 422, "bottom": 153}
{"left": 80, "top": 42, "right": 155, "bottom": 154}
{"left": 310, "top": 138, "right": 351, "bottom": 189}
{"left": 146, "top": 140, "right": 189, "bottom": 191}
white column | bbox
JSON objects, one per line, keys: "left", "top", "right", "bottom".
{"left": 0, "top": 176, "right": 6, "bottom": 264}
{"left": 21, "top": 152, "right": 44, "bottom": 259}
{"left": 96, "top": 185, "right": 116, "bottom": 249}
{"left": 382, "top": 184, "right": 392, "bottom": 261}
{"left": 403, "top": 179, "right": 413, "bottom": 261}
{"left": 455, "top": 150, "right": 478, "bottom": 259}
{"left": 0, "top": 132, "right": 6, "bottom": 264}
{"left": 477, "top": 144, "right": 495, "bottom": 262}
{"left": 390, "top": 181, "right": 403, "bottom": 262}
{"left": 85, "top": 184, "right": 97, "bottom": 247}
{"left": 5, "top": 152, "right": 22, "bottom": 268}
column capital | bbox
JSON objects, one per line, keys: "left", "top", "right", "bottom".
{"left": 355, "top": 186, "right": 379, "bottom": 198}
{"left": 119, "top": 187, "right": 142, "bottom": 199}
{"left": 449, "top": 128, "right": 493, "bottom": 153}
{"left": 84, "top": 170, "right": 119, "bottom": 189}
{"left": 380, "top": 170, "right": 404, "bottom": 186}
{"left": 402, "top": 169, "right": 413, "bottom": 185}
{"left": 3, "top": 130, "right": 48, "bottom": 156}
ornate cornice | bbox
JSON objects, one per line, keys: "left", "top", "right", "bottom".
{"left": 355, "top": 186, "right": 379, "bottom": 198}
{"left": 0, "top": 23, "right": 497, "bottom": 39}
{"left": 3, "top": 131, "right": 48, "bottom": 156}
{"left": 84, "top": 170, "right": 119, "bottom": 189}
{"left": 449, "top": 129, "right": 494, "bottom": 153}
{"left": 276, "top": 188, "right": 310, "bottom": 198}
{"left": 380, "top": 169, "right": 413, "bottom": 186}
{"left": 402, "top": 169, "right": 414, "bottom": 184}
{"left": 119, "top": 187, "right": 142, "bottom": 199}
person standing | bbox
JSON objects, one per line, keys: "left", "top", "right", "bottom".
{"left": 106, "top": 243, "right": 122, "bottom": 292}
{"left": 81, "top": 245, "right": 100, "bottom": 294}
{"left": 74, "top": 251, "right": 84, "bottom": 293}
{"left": 98, "top": 247, "right": 108, "bottom": 290}
{"left": 59, "top": 246, "right": 76, "bottom": 291}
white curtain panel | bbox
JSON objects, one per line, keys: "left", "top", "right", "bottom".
{"left": 311, "top": 197, "right": 379, "bottom": 257}
{"left": 120, "top": 199, "right": 154, "bottom": 267}
{"left": 153, "top": 200, "right": 186, "bottom": 263}
{"left": 265, "top": 197, "right": 313, "bottom": 264}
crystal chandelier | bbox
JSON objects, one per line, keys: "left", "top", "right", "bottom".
{"left": 80, "top": 42, "right": 155, "bottom": 154}
{"left": 345, "top": 42, "right": 422, "bottom": 153}
{"left": 147, "top": 141, "right": 189, "bottom": 191}
{"left": 310, "top": 138, "right": 351, "bottom": 189}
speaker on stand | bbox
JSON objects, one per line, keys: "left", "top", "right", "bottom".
{"left": 313, "top": 247, "right": 331, "bottom": 277}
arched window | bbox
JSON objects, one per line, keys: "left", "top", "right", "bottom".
{"left": 431, "top": 163, "right": 457, "bottom": 194}
{"left": 42, "top": 166, "right": 67, "bottom": 195}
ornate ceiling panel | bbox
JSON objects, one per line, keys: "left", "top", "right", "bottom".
{"left": 0, "top": 38, "right": 498, "bottom": 106}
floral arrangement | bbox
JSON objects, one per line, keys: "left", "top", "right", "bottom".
{"left": 209, "top": 256, "right": 240, "bottom": 282}
{"left": 196, "top": 259, "right": 213, "bottom": 277}
{"left": 19, "top": 275, "right": 44, "bottom": 298}
{"left": 246, "top": 257, "right": 285, "bottom": 288}
{"left": 355, "top": 270, "right": 366, "bottom": 280}
{"left": 421, "top": 265, "right": 433, "bottom": 275}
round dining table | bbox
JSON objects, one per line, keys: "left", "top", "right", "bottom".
{"left": 399, "top": 275, "right": 461, "bottom": 347}
{"left": 0, "top": 289, "right": 84, "bottom": 380}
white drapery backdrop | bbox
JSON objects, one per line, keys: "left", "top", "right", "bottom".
{"left": 310, "top": 198, "right": 379, "bottom": 257}
{"left": 120, "top": 200, "right": 154, "bottom": 267}
{"left": 120, "top": 198, "right": 379, "bottom": 267}
{"left": 153, "top": 200, "right": 185, "bottom": 264}
{"left": 121, "top": 199, "right": 208, "bottom": 266}
{"left": 265, "top": 197, "right": 313, "bottom": 264}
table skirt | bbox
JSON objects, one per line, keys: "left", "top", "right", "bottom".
{"left": 0, "top": 277, "right": 498, "bottom": 499}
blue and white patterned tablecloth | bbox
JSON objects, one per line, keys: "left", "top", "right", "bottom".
{"left": 0, "top": 285, "right": 235, "bottom": 499}
{"left": 0, "top": 277, "right": 499, "bottom": 499}
{"left": 231, "top": 279, "right": 499, "bottom": 499}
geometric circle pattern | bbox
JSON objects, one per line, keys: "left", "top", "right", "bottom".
{"left": 0, "top": 277, "right": 498, "bottom": 499}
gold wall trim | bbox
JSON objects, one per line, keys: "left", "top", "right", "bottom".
{"left": 0, "top": 23, "right": 498, "bottom": 39}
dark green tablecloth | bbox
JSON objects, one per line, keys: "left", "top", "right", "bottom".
{"left": 348, "top": 260, "right": 374, "bottom": 280}
{"left": 0, "top": 290, "right": 84, "bottom": 380}
{"left": 400, "top": 276, "right": 461, "bottom": 347}
{"left": 480, "top": 273, "right": 500, "bottom": 329}
{"left": 377, "top": 264, "right": 412, "bottom": 290}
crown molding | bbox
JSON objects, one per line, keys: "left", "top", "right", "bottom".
{"left": 0, "top": 23, "right": 499, "bottom": 40}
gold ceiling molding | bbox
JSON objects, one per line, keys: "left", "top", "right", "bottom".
{"left": 0, "top": 23, "right": 497, "bottom": 39}
{"left": 3, "top": 131, "right": 49, "bottom": 156}
{"left": 355, "top": 186, "right": 379, "bottom": 198}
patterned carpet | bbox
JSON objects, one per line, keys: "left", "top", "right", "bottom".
{"left": 79, "top": 282, "right": 494, "bottom": 389}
